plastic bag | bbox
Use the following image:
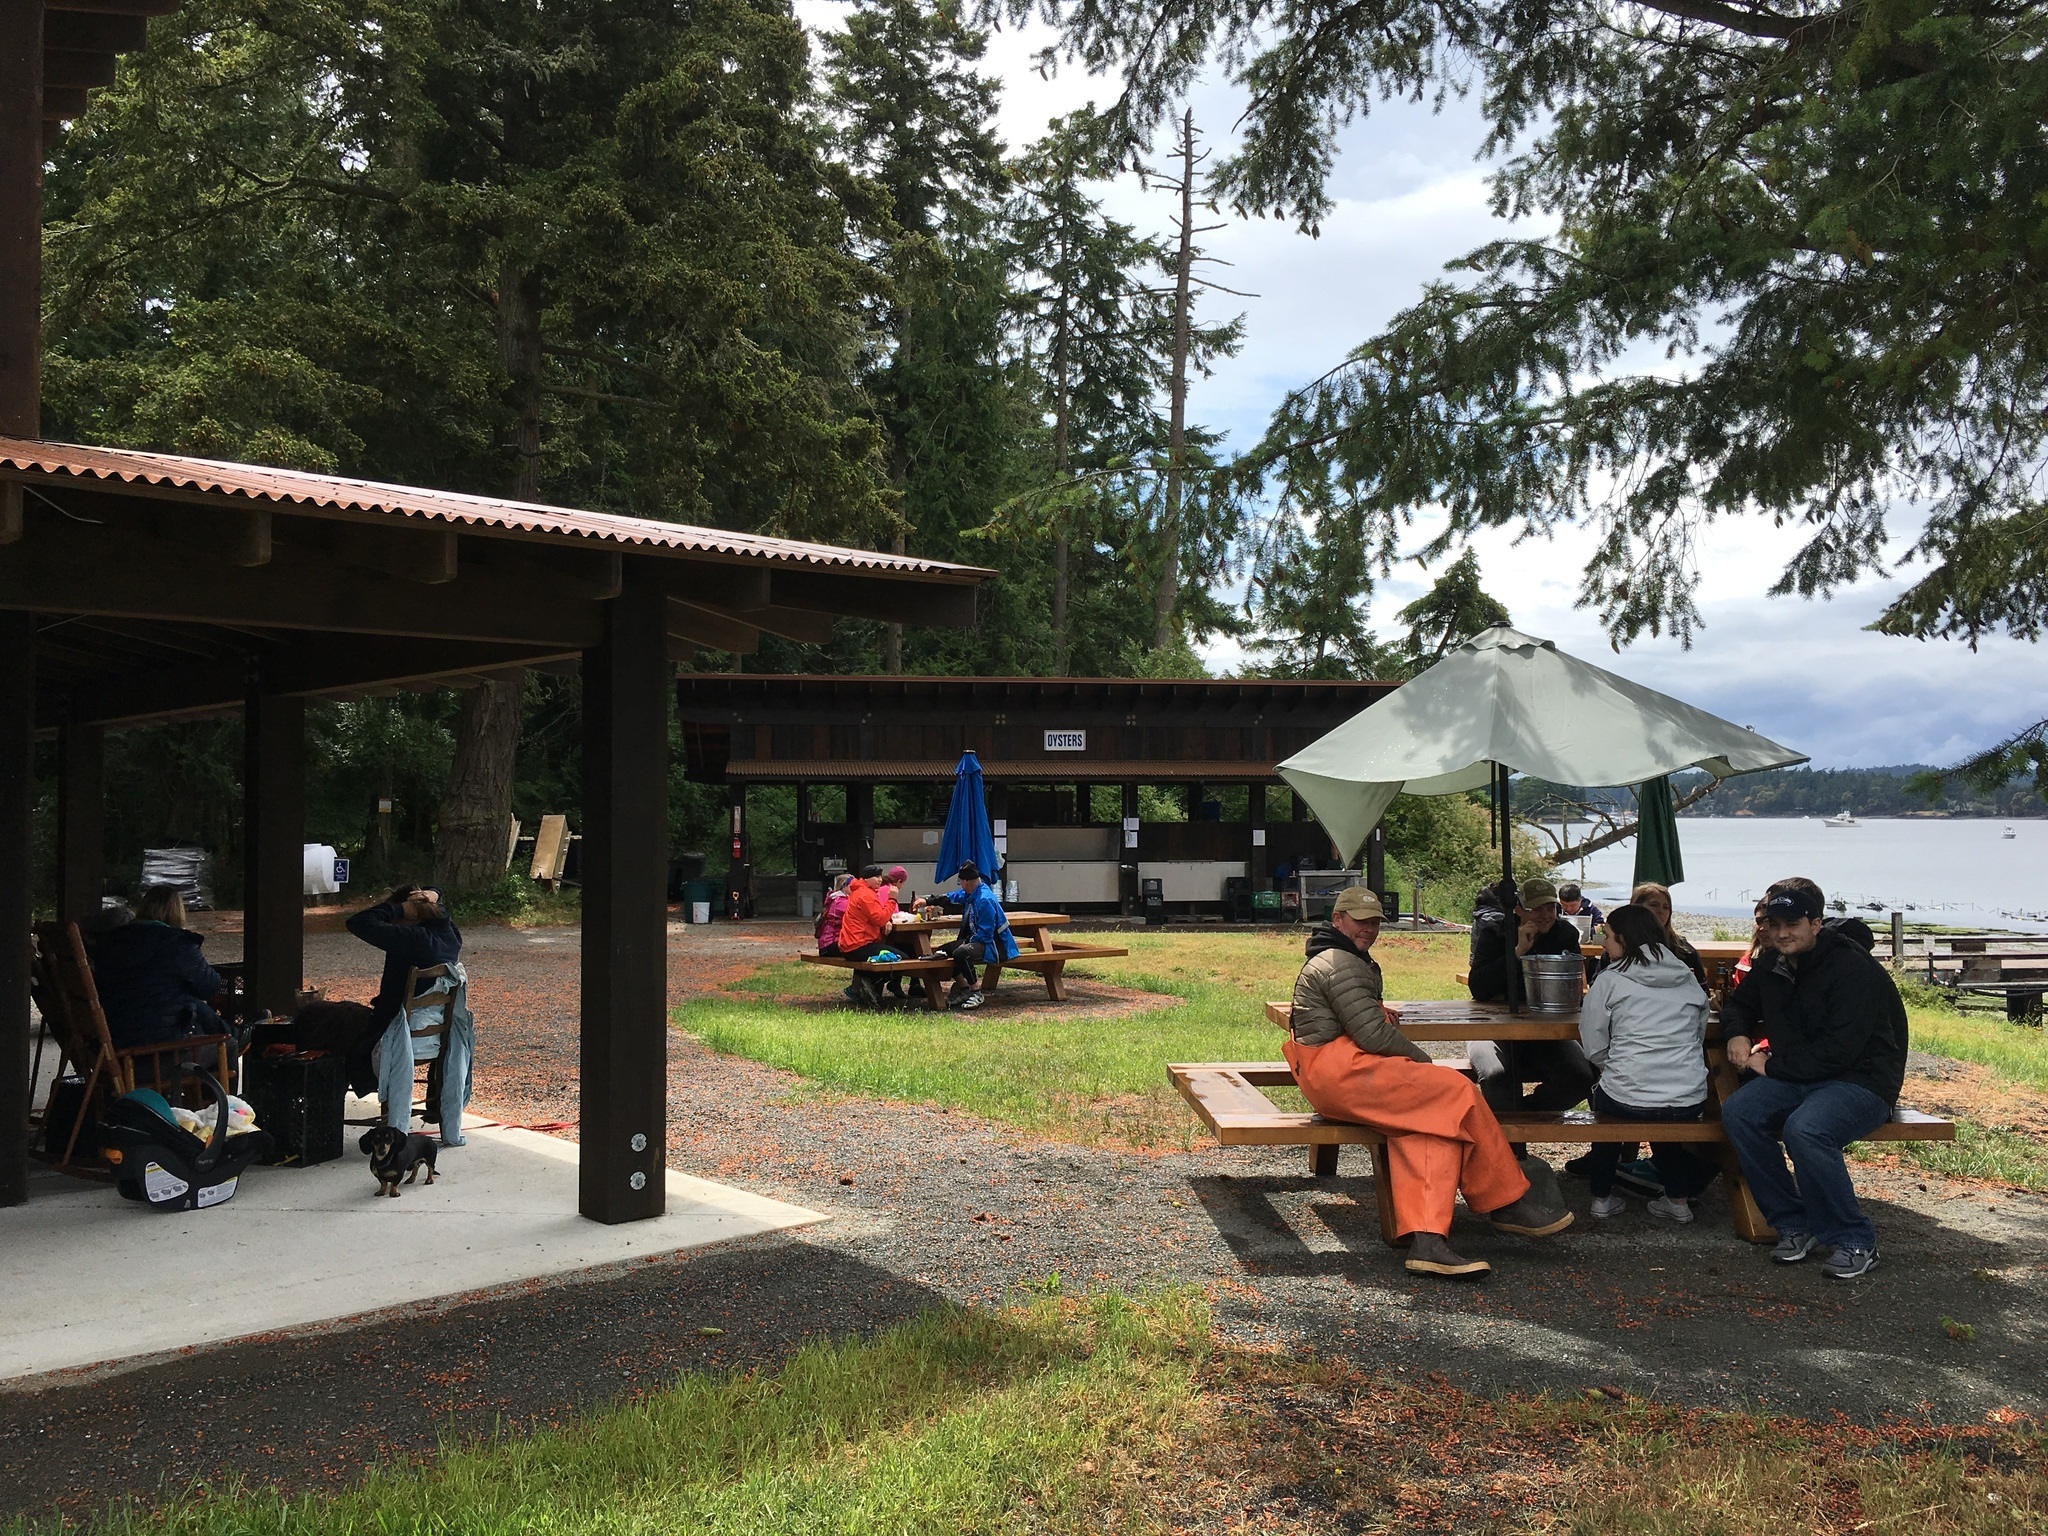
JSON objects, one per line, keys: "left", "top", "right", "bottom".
{"left": 139, "top": 845, "right": 214, "bottom": 910}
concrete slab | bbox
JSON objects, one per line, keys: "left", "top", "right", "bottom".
{"left": 0, "top": 1119, "right": 826, "bottom": 1386}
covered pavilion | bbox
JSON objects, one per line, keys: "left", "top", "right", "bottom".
{"left": 0, "top": 2, "right": 996, "bottom": 1221}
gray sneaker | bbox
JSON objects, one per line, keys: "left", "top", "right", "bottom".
{"left": 1822, "top": 1246, "right": 1879, "bottom": 1280}
{"left": 1770, "top": 1230, "right": 1819, "bottom": 1264}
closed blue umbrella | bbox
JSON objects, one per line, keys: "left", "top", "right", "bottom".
{"left": 935, "top": 750, "right": 999, "bottom": 887}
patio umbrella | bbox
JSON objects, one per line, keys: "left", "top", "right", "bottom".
{"left": 1631, "top": 775, "right": 1686, "bottom": 889}
{"left": 1277, "top": 625, "right": 1805, "bottom": 871}
{"left": 934, "top": 749, "right": 999, "bottom": 886}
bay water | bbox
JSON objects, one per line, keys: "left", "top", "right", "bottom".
{"left": 1547, "top": 816, "right": 2048, "bottom": 931}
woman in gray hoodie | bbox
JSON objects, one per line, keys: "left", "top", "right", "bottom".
{"left": 1578, "top": 904, "right": 1715, "bottom": 1222}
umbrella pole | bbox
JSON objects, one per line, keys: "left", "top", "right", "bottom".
{"left": 1498, "top": 762, "right": 1520, "bottom": 1015}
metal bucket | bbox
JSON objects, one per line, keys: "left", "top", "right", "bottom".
{"left": 1520, "top": 954, "right": 1583, "bottom": 1013}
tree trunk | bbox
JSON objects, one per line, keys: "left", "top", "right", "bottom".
{"left": 884, "top": 528, "right": 905, "bottom": 673}
{"left": 1153, "top": 109, "right": 1196, "bottom": 651}
{"left": 434, "top": 675, "right": 524, "bottom": 892}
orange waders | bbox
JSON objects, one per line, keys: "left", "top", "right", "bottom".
{"left": 1284, "top": 1034, "right": 1529, "bottom": 1238}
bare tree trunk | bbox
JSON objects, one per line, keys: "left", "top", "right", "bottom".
{"left": 1152, "top": 109, "right": 1196, "bottom": 651}
{"left": 434, "top": 675, "right": 524, "bottom": 892}
{"left": 1051, "top": 279, "right": 1073, "bottom": 676}
{"left": 884, "top": 529, "right": 905, "bottom": 673}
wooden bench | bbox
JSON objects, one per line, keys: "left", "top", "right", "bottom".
{"left": 979, "top": 943, "right": 1130, "bottom": 1002}
{"left": 799, "top": 952, "right": 957, "bottom": 1010}
{"left": 1169, "top": 1060, "right": 1955, "bottom": 1244}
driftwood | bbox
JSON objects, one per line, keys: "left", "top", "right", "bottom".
{"left": 1530, "top": 778, "right": 1722, "bottom": 867}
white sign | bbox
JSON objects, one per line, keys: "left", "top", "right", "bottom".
{"left": 1122, "top": 817, "right": 1140, "bottom": 831}
{"left": 1251, "top": 829, "right": 1267, "bottom": 847}
{"left": 993, "top": 836, "right": 1008, "bottom": 854}
{"left": 992, "top": 819, "right": 1007, "bottom": 835}
{"left": 1124, "top": 830, "right": 1138, "bottom": 849}
{"left": 1043, "top": 730, "right": 1087, "bottom": 751}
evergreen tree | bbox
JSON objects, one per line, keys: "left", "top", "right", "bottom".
{"left": 1395, "top": 550, "right": 1512, "bottom": 664}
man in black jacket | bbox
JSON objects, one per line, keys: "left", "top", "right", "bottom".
{"left": 1720, "top": 882, "right": 1908, "bottom": 1280}
{"left": 1466, "top": 877, "right": 1595, "bottom": 1120}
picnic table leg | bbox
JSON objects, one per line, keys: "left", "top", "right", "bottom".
{"left": 1042, "top": 961, "right": 1067, "bottom": 1002}
{"left": 1368, "top": 1141, "right": 1404, "bottom": 1245}
{"left": 1309, "top": 1142, "right": 1339, "bottom": 1177}
{"left": 981, "top": 962, "right": 1002, "bottom": 994}
{"left": 1708, "top": 1050, "right": 1777, "bottom": 1244}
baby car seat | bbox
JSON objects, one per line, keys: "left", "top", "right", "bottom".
{"left": 103, "top": 1068, "right": 273, "bottom": 1212}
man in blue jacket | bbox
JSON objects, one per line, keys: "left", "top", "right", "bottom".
{"left": 931, "top": 861, "right": 1018, "bottom": 1011}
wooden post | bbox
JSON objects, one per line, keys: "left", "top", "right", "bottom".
{"left": 243, "top": 685, "right": 306, "bottom": 1017}
{"left": 0, "top": 611, "right": 32, "bottom": 1207}
{"left": 848, "top": 782, "right": 874, "bottom": 869}
{"left": 579, "top": 560, "right": 669, "bottom": 1223}
{"left": 1248, "top": 782, "right": 1267, "bottom": 892}
{"left": 0, "top": 0, "right": 42, "bottom": 437}
{"left": 56, "top": 721, "right": 105, "bottom": 924}
{"left": 1120, "top": 782, "right": 1139, "bottom": 915}
{"left": 1890, "top": 911, "right": 1904, "bottom": 968}
{"left": 1366, "top": 825, "right": 1385, "bottom": 907}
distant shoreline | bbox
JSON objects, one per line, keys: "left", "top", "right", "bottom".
{"left": 1680, "top": 811, "right": 2046, "bottom": 821}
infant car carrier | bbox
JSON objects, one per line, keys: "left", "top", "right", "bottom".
{"left": 103, "top": 1068, "right": 273, "bottom": 1211}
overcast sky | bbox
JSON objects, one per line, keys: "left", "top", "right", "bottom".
{"left": 796, "top": 3, "right": 2045, "bottom": 770}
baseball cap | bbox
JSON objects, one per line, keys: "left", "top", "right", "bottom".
{"left": 885, "top": 865, "right": 908, "bottom": 884}
{"left": 956, "top": 861, "right": 982, "bottom": 880}
{"left": 1762, "top": 887, "right": 1822, "bottom": 922}
{"left": 1518, "top": 877, "right": 1559, "bottom": 907}
{"left": 1331, "top": 887, "right": 1385, "bottom": 920}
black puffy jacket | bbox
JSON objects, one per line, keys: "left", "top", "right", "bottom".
{"left": 1720, "top": 926, "right": 1908, "bottom": 1104}
{"left": 1467, "top": 879, "right": 1582, "bottom": 1002}
{"left": 90, "top": 921, "right": 225, "bottom": 1048}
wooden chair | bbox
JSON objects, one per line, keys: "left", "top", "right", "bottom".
{"left": 31, "top": 921, "right": 233, "bottom": 1175}
{"left": 397, "top": 963, "right": 453, "bottom": 1119}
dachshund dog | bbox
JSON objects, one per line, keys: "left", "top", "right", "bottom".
{"left": 359, "top": 1125, "right": 438, "bottom": 1197}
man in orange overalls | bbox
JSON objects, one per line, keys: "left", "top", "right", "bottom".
{"left": 1286, "top": 888, "right": 1573, "bottom": 1278}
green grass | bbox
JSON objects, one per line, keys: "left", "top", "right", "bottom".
{"left": 45, "top": 1291, "right": 1210, "bottom": 1536}
{"left": 1860, "top": 1121, "right": 2048, "bottom": 1191}
{"left": 684, "top": 930, "right": 1471, "bottom": 1146}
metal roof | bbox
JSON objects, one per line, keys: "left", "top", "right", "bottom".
{"left": 0, "top": 438, "right": 995, "bottom": 582}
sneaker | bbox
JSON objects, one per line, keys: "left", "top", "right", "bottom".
{"left": 1645, "top": 1195, "right": 1694, "bottom": 1224}
{"left": 841, "top": 985, "right": 861, "bottom": 1006}
{"left": 1613, "top": 1159, "right": 1665, "bottom": 1198}
{"left": 1770, "top": 1230, "right": 1819, "bottom": 1264}
{"left": 956, "top": 990, "right": 984, "bottom": 1011}
{"left": 1590, "top": 1193, "right": 1626, "bottom": 1219}
{"left": 1822, "top": 1246, "right": 1879, "bottom": 1280}
{"left": 1562, "top": 1154, "right": 1594, "bottom": 1179}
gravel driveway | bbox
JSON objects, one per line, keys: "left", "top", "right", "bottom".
{"left": 5, "top": 919, "right": 2042, "bottom": 1523}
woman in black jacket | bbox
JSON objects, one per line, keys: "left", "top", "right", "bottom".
{"left": 91, "top": 886, "right": 227, "bottom": 1048}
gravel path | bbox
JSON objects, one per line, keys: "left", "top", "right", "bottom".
{"left": 6, "top": 919, "right": 2044, "bottom": 1524}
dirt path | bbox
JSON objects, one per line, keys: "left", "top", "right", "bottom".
{"left": 7, "top": 919, "right": 2045, "bottom": 1523}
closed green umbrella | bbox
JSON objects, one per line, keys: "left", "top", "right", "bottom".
{"left": 1631, "top": 775, "right": 1685, "bottom": 889}
{"left": 1278, "top": 625, "right": 1805, "bottom": 864}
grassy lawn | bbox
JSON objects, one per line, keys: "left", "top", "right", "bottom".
{"left": 51, "top": 1290, "right": 2045, "bottom": 1536}
{"left": 680, "top": 929, "right": 1471, "bottom": 1147}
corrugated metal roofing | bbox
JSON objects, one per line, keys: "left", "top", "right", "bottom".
{"left": 726, "top": 760, "right": 1289, "bottom": 781}
{"left": 0, "top": 437, "right": 994, "bottom": 581}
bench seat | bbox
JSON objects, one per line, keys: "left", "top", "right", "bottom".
{"left": 978, "top": 942, "right": 1129, "bottom": 1002}
{"left": 1169, "top": 1061, "right": 1955, "bottom": 1244}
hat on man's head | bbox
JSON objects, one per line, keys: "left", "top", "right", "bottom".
{"left": 956, "top": 861, "right": 982, "bottom": 881}
{"left": 1517, "top": 877, "right": 1559, "bottom": 908}
{"left": 885, "top": 866, "right": 908, "bottom": 884}
{"left": 1331, "top": 887, "right": 1385, "bottom": 921}
{"left": 1762, "top": 887, "right": 1823, "bottom": 922}
{"left": 859, "top": 863, "right": 883, "bottom": 879}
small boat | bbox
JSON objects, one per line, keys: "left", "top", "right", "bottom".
{"left": 2005, "top": 825, "right": 2018, "bottom": 839}
{"left": 1824, "top": 807, "right": 1859, "bottom": 828}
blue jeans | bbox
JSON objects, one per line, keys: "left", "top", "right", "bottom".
{"left": 1721, "top": 1077, "right": 1891, "bottom": 1250}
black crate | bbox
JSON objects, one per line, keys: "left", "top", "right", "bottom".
{"left": 243, "top": 1051, "right": 349, "bottom": 1166}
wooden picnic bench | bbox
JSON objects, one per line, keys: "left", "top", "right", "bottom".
{"left": 802, "top": 910, "right": 1129, "bottom": 1005}
{"left": 1168, "top": 999, "right": 1954, "bottom": 1244}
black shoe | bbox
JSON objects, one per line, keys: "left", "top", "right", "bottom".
{"left": 1562, "top": 1155, "right": 1594, "bottom": 1179}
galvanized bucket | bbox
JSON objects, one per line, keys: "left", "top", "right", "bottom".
{"left": 1520, "top": 954, "right": 1583, "bottom": 1013}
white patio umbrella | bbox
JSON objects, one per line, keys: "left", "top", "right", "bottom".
{"left": 1277, "top": 625, "right": 1807, "bottom": 871}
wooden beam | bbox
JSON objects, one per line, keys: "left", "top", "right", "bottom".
{"left": 43, "top": 50, "right": 119, "bottom": 89}
{"left": 738, "top": 603, "right": 834, "bottom": 645}
{"left": 56, "top": 720, "right": 104, "bottom": 923}
{"left": 47, "top": 0, "right": 185, "bottom": 14}
{"left": 0, "top": 481, "right": 19, "bottom": 543}
{"left": 57, "top": 635, "right": 582, "bottom": 728}
{"left": 580, "top": 562, "right": 670, "bottom": 1224}
{"left": 0, "top": 611, "right": 30, "bottom": 1207}
{"left": 44, "top": 12, "right": 149, "bottom": 48}
{"left": 666, "top": 597, "right": 759, "bottom": 654}
{"left": 768, "top": 568, "right": 979, "bottom": 628}
{"left": 41, "top": 87, "right": 90, "bottom": 121}
{"left": 243, "top": 686, "right": 305, "bottom": 1017}
{"left": 0, "top": 0, "right": 42, "bottom": 437}
{"left": 650, "top": 560, "right": 772, "bottom": 609}
{"left": 331, "top": 519, "right": 457, "bottom": 584}
{"left": 0, "top": 511, "right": 601, "bottom": 644}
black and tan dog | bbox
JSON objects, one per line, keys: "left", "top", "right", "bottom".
{"left": 359, "top": 1125, "right": 439, "bottom": 1197}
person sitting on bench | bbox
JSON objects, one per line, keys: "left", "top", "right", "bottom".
{"left": 1719, "top": 880, "right": 1908, "bottom": 1280}
{"left": 1286, "top": 886, "right": 1572, "bottom": 1280}
{"left": 926, "top": 860, "right": 1019, "bottom": 1012}
{"left": 91, "top": 884, "right": 228, "bottom": 1049}
{"left": 835, "top": 864, "right": 893, "bottom": 1008}
{"left": 1558, "top": 883, "right": 1603, "bottom": 926}
{"left": 815, "top": 873, "right": 852, "bottom": 956}
{"left": 1465, "top": 877, "right": 1596, "bottom": 1134}
{"left": 1577, "top": 903, "right": 1715, "bottom": 1223}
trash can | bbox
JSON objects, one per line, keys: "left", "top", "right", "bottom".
{"left": 682, "top": 878, "right": 719, "bottom": 922}
{"left": 1142, "top": 876, "right": 1167, "bottom": 926}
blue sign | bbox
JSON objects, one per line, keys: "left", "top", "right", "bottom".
{"left": 332, "top": 857, "right": 350, "bottom": 886}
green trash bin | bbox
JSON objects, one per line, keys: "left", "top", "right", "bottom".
{"left": 682, "top": 878, "right": 720, "bottom": 923}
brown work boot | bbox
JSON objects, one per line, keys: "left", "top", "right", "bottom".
{"left": 1403, "top": 1232, "right": 1490, "bottom": 1279}
{"left": 1487, "top": 1195, "right": 1575, "bottom": 1237}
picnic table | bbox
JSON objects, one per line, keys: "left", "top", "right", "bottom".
{"left": 799, "top": 909, "right": 1128, "bottom": 1006}
{"left": 1167, "top": 997, "right": 1951, "bottom": 1245}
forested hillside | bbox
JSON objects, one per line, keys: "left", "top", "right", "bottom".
{"left": 1521, "top": 767, "right": 2046, "bottom": 822}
